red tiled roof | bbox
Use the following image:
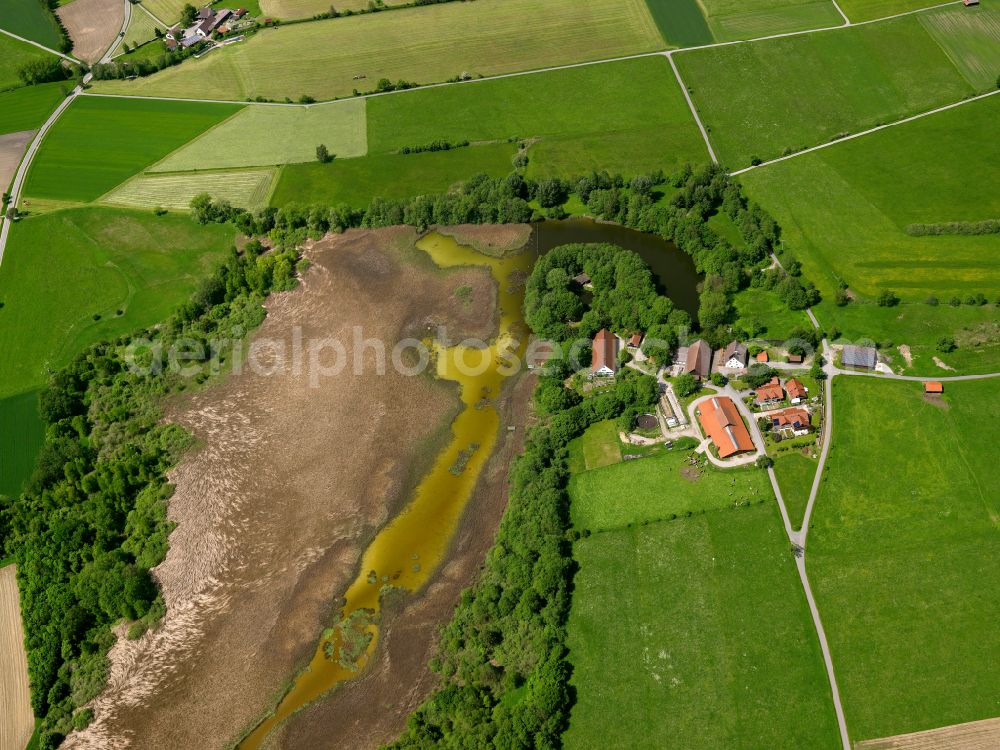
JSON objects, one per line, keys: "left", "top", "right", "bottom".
{"left": 786, "top": 378, "right": 807, "bottom": 401}
{"left": 698, "top": 397, "right": 754, "bottom": 458}
{"left": 629, "top": 333, "right": 643, "bottom": 348}
{"left": 756, "top": 351, "right": 769, "bottom": 362}
{"left": 770, "top": 407, "right": 811, "bottom": 430}
{"left": 755, "top": 376, "right": 784, "bottom": 402}
{"left": 924, "top": 381, "right": 943, "bottom": 393}
{"left": 592, "top": 328, "right": 617, "bottom": 374}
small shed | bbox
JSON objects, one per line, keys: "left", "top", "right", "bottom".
{"left": 756, "top": 351, "right": 769, "bottom": 363}
{"left": 924, "top": 381, "right": 944, "bottom": 394}
{"left": 787, "top": 353, "right": 803, "bottom": 364}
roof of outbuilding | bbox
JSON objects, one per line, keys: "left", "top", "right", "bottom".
{"left": 842, "top": 345, "right": 877, "bottom": 368}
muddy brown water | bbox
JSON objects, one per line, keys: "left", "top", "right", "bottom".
{"left": 237, "top": 232, "right": 535, "bottom": 748}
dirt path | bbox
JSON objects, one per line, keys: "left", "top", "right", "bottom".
{"left": 0, "top": 566, "right": 34, "bottom": 750}
{"left": 57, "top": 0, "right": 125, "bottom": 63}
{"left": 64, "top": 227, "right": 501, "bottom": 749}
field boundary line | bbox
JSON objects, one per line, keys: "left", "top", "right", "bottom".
{"left": 730, "top": 88, "right": 1000, "bottom": 176}
{"left": 145, "top": 105, "right": 248, "bottom": 173}
{"left": 665, "top": 52, "right": 718, "bottom": 163}
{"left": 0, "top": 26, "right": 81, "bottom": 64}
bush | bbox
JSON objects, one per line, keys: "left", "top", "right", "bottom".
{"left": 936, "top": 336, "right": 956, "bottom": 353}
{"left": 755, "top": 455, "right": 773, "bottom": 469}
{"left": 877, "top": 289, "right": 900, "bottom": 307}
{"left": 315, "top": 144, "right": 333, "bottom": 163}
{"left": 674, "top": 373, "right": 699, "bottom": 397}
{"left": 710, "top": 372, "right": 728, "bottom": 387}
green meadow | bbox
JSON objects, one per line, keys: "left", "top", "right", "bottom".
{"left": 0, "top": 207, "right": 234, "bottom": 398}
{"left": 153, "top": 100, "right": 367, "bottom": 172}
{"left": 24, "top": 96, "right": 240, "bottom": 202}
{"left": 566, "top": 503, "right": 840, "bottom": 749}
{"left": 699, "top": 0, "right": 844, "bottom": 41}
{"left": 772, "top": 451, "right": 817, "bottom": 530}
{"left": 835, "top": 0, "right": 945, "bottom": 23}
{"left": 92, "top": 0, "right": 666, "bottom": 101}
{"left": 675, "top": 15, "right": 973, "bottom": 167}
{"left": 0, "top": 389, "right": 44, "bottom": 498}
{"left": 0, "top": 82, "right": 66, "bottom": 134}
{"left": 566, "top": 420, "right": 623, "bottom": 474}
{"left": 810, "top": 377, "right": 1000, "bottom": 741}
{"left": 0, "top": 0, "right": 64, "bottom": 48}
{"left": 644, "top": 0, "right": 713, "bottom": 46}
{"left": 0, "top": 33, "right": 57, "bottom": 92}
{"left": 919, "top": 4, "right": 1000, "bottom": 90}
{"left": 740, "top": 93, "right": 1000, "bottom": 303}
{"left": 366, "top": 56, "right": 707, "bottom": 177}
{"left": 110, "top": 5, "right": 163, "bottom": 57}
{"left": 271, "top": 142, "right": 516, "bottom": 209}
{"left": 733, "top": 287, "right": 813, "bottom": 340}
{"left": 570, "top": 447, "right": 773, "bottom": 531}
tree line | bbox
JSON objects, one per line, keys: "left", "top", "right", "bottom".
{"left": 0, "top": 240, "right": 302, "bottom": 749}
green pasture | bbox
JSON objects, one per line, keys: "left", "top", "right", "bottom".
{"left": 24, "top": 96, "right": 240, "bottom": 202}
{"left": 0, "top": 0, "right": 64, "bottom": 49}
{"left": 675, "top": 15, "right": 973, "bottom": 167}
{"left": 0, "top": 82, "right": 66, "bottom": 134}
{"left": 772, "top": 451, "right": 816, "bottom": 530}
{"left": 819, "top": 303, "right": 1000, "bottom": 376}
{"left": 366, "top": 56, "right": 707, "bottom": 176}
{"left": 810, "top": 377, "right": 1000, "bottom": 740}
{"left": 700, "top": 0, "right": 844, "bottom": 41}
{"left": 153, "top": 100, "right": 367, "bottom": 171}
{"left": 270, "top": 142, "right": 516, "bottom": 209}
{"left": 740, "top": 93, "right": 1000, "bottom": 308}
{"left": 0, "top": 32, "right": 57, "bottom": 92}
{"left": 570, "top": 446, "right": 773, "bottom": 531}
{"left": 733, "top": 287, "right": 813, "bottom": 340}
{"left": 920, "top": 4, "right": 1000, "bottom": 90}
{"left": 644, "top": 0, "right": 713, "bottom": 46}
{"left": 92, "top": 0, "right": 666, "bottom": 101}
{"left": 111, "top": 5, "right": 163, "bottom": 57}
{"left": 138, "top": 0, "right": 187, "bottom": 24}
{"left": 835, "top": 0, "right": 947, "bottom": 23}
{"left": 0, "top": 207, "right": 234, "bottom": 397}
{"left": 566, "top": 420, "right": 623, "bottom": 475}
{"left": 259, "top": 0, "right": 407, "bottom": 20}
{"left": 0, "top": 389, "right": 44, "bottom": 498}
{"left": 566, "top": 503, "right": 840, "bottom": 749}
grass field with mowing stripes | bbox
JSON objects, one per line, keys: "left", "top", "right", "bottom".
{"left": 366, "top": 56, "right": 707, "bottom": 178}
{"left": 0, "top": 207, "right": 234, "bottom": 397}
{"left": 676, "top": 14, "right": 973, "bottom": 168}
{"left": 103, "top": 167, "right": 277, "bottom": 210}
{"left": 271, "top": 141, "right": 517, "bottom": 209}
{"left": 153, "top": 100, "right": 366, "bottom": 171}
{"left": 138, "top": 0, "right": 186, "bottom": 24}
{"left": 24, "top": 96, "right": 241, "bottom": 202}
{"left": 811, "top": 377, "right": 1000, "bottom": 741}
{"left": 0, "top": 82, "right": 66, "bottom": 134}
{"left": 835, "top": 0, "right": 950, "bottom": 23}
{"left": 0, "top": 0, "right": 64, "bottom": 48}
{"left": 740, "top": 93, "right": 1000, "bottom": 301}
{"left": 566, "top": 503, "right": 841, "bottom": 749}
{"left": 0, "top": 390, "right": 44, "bottom": 498}
{"left": 919, "top": 4, "right": 1000, "bottom": 90}
{"left": 92, "top": 0, "right": 666, "bottom": 101}
{"left": 700, "top": 0, "right": 844, "bottom": 40}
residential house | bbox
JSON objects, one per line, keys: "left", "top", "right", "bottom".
{"left": 527, "top": 340, "right": 557, "bottom": 371}
{"left": 723, "top": 341, "right": 748, "bottom": 369}
{"left": 683, "top": 339, "right": 713, "bottom": 380}
{"left": 924, "top": 381, "right": 944, "bottom": 394}
{"left": 591, "top": 328, "right": 618, "bottom": 378}
{"left": 786, "top": 378, "right": 808, "bottom": 404}
{"left": 754, "top": 376, "right": 784, "bottom": 407}
{"left": 698, "top": 397, "right": 755, "bottom": 458}
{"left": 770, "top": 407, "right": 812, "bottom": 436}
{"left": 841, "top": 344, "right": 877, "bottom": 369}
